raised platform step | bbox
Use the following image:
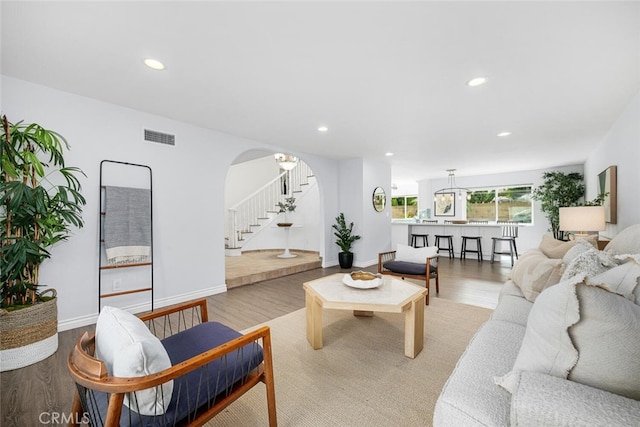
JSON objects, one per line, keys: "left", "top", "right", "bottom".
{"left": 225, "top": 250, "right": 321, "bottom": 289}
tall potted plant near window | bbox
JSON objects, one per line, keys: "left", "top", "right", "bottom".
{"left": 531, "top": 171, "right": 584, "bottom": 240}
{"left": 0, "top": 116, "right": 86, "bottom": 371}
{"left": 332, "top": 212, "right": 361, "bottom": 269}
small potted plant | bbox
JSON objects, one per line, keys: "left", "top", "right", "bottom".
{"left": 0, "top": 116, "right": 86, "bottom": 371}
{"left": 276, "top": 196, "right": 296, "bottom": 227}
{"left": 332, "top": 212, "right": 361, "bottom": 269}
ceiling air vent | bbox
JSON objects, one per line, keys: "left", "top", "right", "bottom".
{"left": 144, "top": 129, "right": 175, "bottom": 146}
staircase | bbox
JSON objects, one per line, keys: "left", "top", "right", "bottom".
{"left": 226, "top": 160, "right": 315, "bottom": 254}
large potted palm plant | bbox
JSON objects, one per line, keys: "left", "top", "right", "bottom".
{"left": 0, "top": 116, "right": 86, "bottom": 371}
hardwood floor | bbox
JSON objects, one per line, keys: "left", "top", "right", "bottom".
{"left": 0, "top": 259, "right": 510, "bottom": 426}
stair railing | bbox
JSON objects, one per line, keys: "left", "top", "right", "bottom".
{"left": 226, "top": 160, "right": 313, "bottom": 249}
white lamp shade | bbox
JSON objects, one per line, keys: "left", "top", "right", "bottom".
{"left": 559, "top": 206, "right": 606, "bottom": 232}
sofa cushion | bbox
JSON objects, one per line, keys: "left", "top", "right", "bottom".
{"left": 434, "top": 320, "right": 526, "bottom": 427}
{"left": 491, "top": 293, "right": 533, "bottom": 327}
{"left": 496, "top": 266, "right": 640, "bottom": 400}
{"left": 509, "top": 371, "right": 640, "bottom": 426}
{"left": 95, "top": 306, "right": 173, "bottom": 415}
{"left": 510, "top": 249, "right": 563, "bottom": 302}
{"left": 395, "top": 243, "right": 438, "bottom": 263}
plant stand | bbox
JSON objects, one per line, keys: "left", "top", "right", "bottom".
{"left": 278, "top": 225, "right": 297, "bottom": 259}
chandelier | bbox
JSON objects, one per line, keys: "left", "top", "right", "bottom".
{"left": 274, "top": 153, "right": 298, "bottom": 171}
{"left": 434, "top": 169, "right": 472, "bottom": 201}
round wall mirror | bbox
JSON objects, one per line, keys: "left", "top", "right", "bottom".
{"left": 372, "top": 187, "right": 386, "bottom": 212}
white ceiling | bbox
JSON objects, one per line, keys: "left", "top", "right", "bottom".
{"left": 2, "top": 1, "right": 639, "bottom": 188}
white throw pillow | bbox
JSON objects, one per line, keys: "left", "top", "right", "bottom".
{"left": 496, "top": 272, "right": 640, "bottom": 400}
{"left": 559, "top": 247, "right": 616, "bottom": 282}
{"left": 567, "top": 284, "right": 640, "bottom": 399}
{"left": 604, "top": 224, "right": 640, "bottom": 255}
{"left": 95, "top": 306, "right": 173, "bottom": 415}
{"left": 588, "top": 256, "right": 640, "bottom": 304}
{"left": 562, "top": 238, "right": 598, "bottom": 265}
{"left": 395, "top": 243, "right": 438, "bottom": 264}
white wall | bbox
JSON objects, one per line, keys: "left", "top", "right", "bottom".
{"left": 362, "top": 158, "right": 392, "bottom": 265}
{"left": 584, "top": 91, "right": 640, "bottom": 237}
{"left": 1, "top": 76, "right": 343, "bottom": 329}
{"left": 225, "top": 156, "right": 279, "bottom": 209}
{"left": 416, "top": 164, "right": 585, "bottom": 253}
{"left": 334, "top": 158, "right": 393, "bottom": 267}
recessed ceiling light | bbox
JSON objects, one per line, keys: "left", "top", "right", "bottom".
{"left": 385, "top": 152, "right": 394, "bottom": 157}
{"left": 467, "top": 76, "right": 487, "bottom": 87}
{"left": 144, "top": 58, "right": 165, "bottom": 70}
{"left": 317, "top": 126, "right": 328, "bottom": 133}
{"left": 497, "top": 131, "right": 512, "bottom": 137}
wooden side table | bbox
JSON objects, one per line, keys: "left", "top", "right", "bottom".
{"left": 597, "top": 239, "right": 611, "bottom": 250}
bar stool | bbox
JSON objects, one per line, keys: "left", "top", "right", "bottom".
{"left": 491, "top": 223, "right": 519, "bottom": 266}
{"left": 410, "top": 233, "right": 429, "bottom": 248}
{"left": 461, "top": 236, "right": 483, "bottom": 261}
{"left": 434, "top": 235, "right": 454, "bottom": 259}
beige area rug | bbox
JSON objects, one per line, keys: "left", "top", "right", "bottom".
{"left": 207, "top": 298, "right": 492, "bottom": 427}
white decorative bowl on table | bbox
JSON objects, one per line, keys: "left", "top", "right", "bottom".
{"left": 342, "top": 271, "right": 384, "bottom": 289}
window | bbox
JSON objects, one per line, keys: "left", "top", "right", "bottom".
{"left": 467, "top": 186, "right": 532, "bottom": 224}
{"left": 391, "top": 196, "right": 418, "bottom": 219}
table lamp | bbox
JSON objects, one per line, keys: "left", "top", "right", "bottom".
{"left": 559, "top": 206, "right": 606, "bottom": 238}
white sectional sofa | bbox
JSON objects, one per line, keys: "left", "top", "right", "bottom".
{"left": 434, "top": 225, "right": 640, "bottom": 426}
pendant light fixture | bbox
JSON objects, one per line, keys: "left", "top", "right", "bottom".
{"left": 434, "top": 169, "right": 472, "bottom": 201}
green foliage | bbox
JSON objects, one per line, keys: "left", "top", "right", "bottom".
{"left": 332, "top": 212, "right": 361, "bottom": 253}
{"left": 277, "top": 196, "right": 296, "bottom": 213}
{"left": 468, "top": 190, "right": 495, "bottom": 204}
{"left": 531, "top": 171, "right": 584, "bottom": 240}
{"left": 583, "top": 193, "right": 608, "bottom": 207}
{"left": 1, "top": 117, "right": 86, "bottom": 308}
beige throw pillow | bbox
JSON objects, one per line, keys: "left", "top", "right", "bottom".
{"left": 510, "top": 249, "right": 563, "bottom": 302}
{"left": 539, "top": 235, "right": 597, "bottom": 259}
{"left": 496, "top": 265, "right": 640, "bottom": 400}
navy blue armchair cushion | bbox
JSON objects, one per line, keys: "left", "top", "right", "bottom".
{"left": 383, "top": 260, "right": 436, "bottom": 276}
{"left": 90, "top": 322, "right": 264, "bottom": 426}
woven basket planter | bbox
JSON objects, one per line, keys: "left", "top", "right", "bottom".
{"left": 0, "top": 289, "right": 58, "bottom": 372}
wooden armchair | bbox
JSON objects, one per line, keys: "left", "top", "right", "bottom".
{"left": 68, "top": 298, "right": 276, "bottom": 426}
{"left": 378, "top": 250, "right": 439, "bottom": 305}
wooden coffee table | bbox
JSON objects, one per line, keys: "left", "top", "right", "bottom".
{"left": 303, "top": 273, "right": 427, "bottom": 358}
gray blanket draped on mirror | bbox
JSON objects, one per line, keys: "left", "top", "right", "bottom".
{"left": 104, "top": 186, "right": 151, "bottom": 265}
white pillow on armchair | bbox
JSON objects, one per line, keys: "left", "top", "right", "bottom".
{"left": 395, "top": 243, "right": 438, "bottom": 263}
